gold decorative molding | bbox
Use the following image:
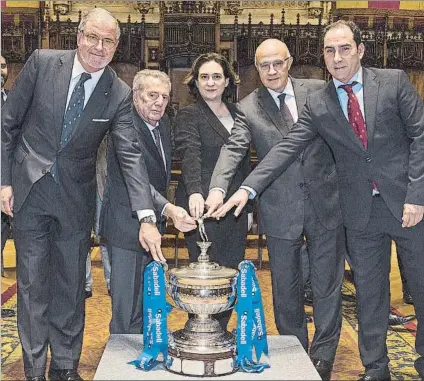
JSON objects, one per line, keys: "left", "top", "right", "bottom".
{"left": 333, "top": 8, "right": 424, "bottom": 17}
{"left": 242, "top": 1, "right": 306, "bottom": 8}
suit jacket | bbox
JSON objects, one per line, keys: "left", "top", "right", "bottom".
{"left": 1, "top": 49, "right": 154, "bottom": 231}
{"left": 240, "top": 68, "right": 424, "bottom": 231}
{"left": 174, "top": 97, "right": 251, "bottom": 210}
{"left": 100, "top": 107, "right": 172, "bottom": 251}
{"left": 210, "top": 78, "right": 342, "bottom": 239}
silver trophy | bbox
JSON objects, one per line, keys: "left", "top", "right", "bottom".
{"left": 166, "top": 218, "right": 239, "bottom": 377}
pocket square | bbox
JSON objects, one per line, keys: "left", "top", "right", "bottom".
{"left": 92, "top": 118, "right": 110, "bottom": 122}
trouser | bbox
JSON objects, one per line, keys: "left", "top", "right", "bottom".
{"left": 85, "top": 191, "right": 111, "bottom": 291}
{"left": 346, "top": 195, "right": 424, "bottom": 378}
{"left": 108, "top": 245, "right": 151, "bottom": 334}
{"left": 14, "top": 175, "right": 91, "bottom": 377}
{"left": 1, "top": 212, "right": 11, "bottom": 276}
{"left": 265, "top": 195, "right": 345, "bottom": 362}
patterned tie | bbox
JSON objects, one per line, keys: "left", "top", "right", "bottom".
{"left": 60, "top": 72, "right": 92, "bottom": 148}
{"left": 50, "top": 72, "right": 91, "bottom": 181}
{"left": 278, "top": 93, "right": 294, "bottom": 128}
{"left": 338, "top": 81, "right": 367, "bottom": 149}
{"left": 339, "top": 82, "right": 378, "bottom": 191}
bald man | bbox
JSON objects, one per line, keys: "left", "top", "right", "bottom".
{"left": 206, "top": 39, "right": 345, "bottom": 380}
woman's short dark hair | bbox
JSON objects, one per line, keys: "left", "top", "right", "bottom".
{"left": 184, "top": 52, "right": 240, "bottom": 100}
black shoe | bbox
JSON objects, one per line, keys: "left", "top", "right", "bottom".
{"left": 84, "top": 290, "right": 92, "bottom": 299}
{"left": 403, "top": 291, "right": 414, "bottom": 305}
{"left": 48, "top": 369, "right": 83, "bottom": 381}
{"left": 342, "top": 292, "right": 356, "bottom": 302}
{"left": 357, "top": 374, "right": 391, "bottom": 381}
{"left": 1, "top": 308, "right": 16, "bottom": 318}
{"left": 25, "top": 376, "right": 46, "bottom": 381}
{"left": 304, "top": 290, "right": 313, "bottom": 306}
{"left": 311, "top": 358, "right": 333, "bottom": 381}
{"left": 388, "top": 312, "right": 416, "bottom": 326}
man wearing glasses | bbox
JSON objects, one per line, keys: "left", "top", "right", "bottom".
{"left": 1, "top": 8, "right": 164, "bottom": 381}
{"left": 205, "top": 38, "right": 344, "bottom": 380}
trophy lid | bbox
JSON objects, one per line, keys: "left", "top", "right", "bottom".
{"left": 168, "top": 241, "right": 238, "bottom": 280}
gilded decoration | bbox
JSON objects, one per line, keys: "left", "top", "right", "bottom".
{"left": 243, "top": 1, "right": 306, "bottom": 8}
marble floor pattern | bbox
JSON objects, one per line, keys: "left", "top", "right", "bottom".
{"left": 1, "top": 239, "right": 419, "bottom": 380}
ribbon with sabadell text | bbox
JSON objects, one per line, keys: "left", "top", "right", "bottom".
{"left": 234, "top": 260, "right": 270, "bottom": 373}
{"left": 130, "top": 261, "right": 172, "bottom": 371}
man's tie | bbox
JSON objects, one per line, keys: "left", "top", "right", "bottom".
{"left": 50, "top": 72, "right": 91, "bottom": 181}
{"left": 338, "top": 82, "right": 367, "bottom": 149}
{"left": 339, "top": 82, "right": 378, "bottom": 191}
{"left": 60, "top": 72, "right": 92, "bottom": 148}
{"left": 278, "top": 93, "right": 294, "bottom": 128}
{"left": 152, "top": 126, "right": 165, "bottom": 167}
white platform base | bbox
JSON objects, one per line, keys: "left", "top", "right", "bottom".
{"left": 94, "top": 334, "right": 322, "bottom": 380}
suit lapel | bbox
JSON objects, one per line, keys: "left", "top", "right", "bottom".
{"left": 324, "top": 81, "right": 366, "bottom": 153}
{"left": 133, "top": 107, "right": 166, "bottom": 173}
{"left": 70, "top": 67, "right": 112, "bottom": 143}
{"left": 257, "top": 86, "right": 289, "bottom": 136}
{"left": 54, "top": 50, "right": 75, "bottom": 147}
{"left": 196, "top": 97, "right": 229, "bottom": 141}
{"left": 292, "top": 78, "right": 307, "bottom": 113}
{"left": 362, "top": 68, "right": 379, "bottom": 153}
{"left": 159, "top": 117, "right": 172, "bottom": 183}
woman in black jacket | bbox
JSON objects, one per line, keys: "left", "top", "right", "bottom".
{"left": 174, "top": 53, "right": 251, "bottom": 329}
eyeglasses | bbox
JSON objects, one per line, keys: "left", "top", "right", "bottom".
{"left": 324, "top": 45, "right": 353, "bottom": 57}
{"left": 257, "top": 56, "right": 293, "bottom": 72}
{"left": 83, "top": 32, "right": 117, "bottom": 50}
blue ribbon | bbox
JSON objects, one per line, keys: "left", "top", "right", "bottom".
{"left": 234, "top": 260, "right": 270, "bottom": 373}
{"left": 129, "top": 261, "right": 172, "bottom": 371}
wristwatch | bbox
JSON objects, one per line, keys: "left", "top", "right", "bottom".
{"left": 140, "top": 215, "right": 157, "bottom": 225}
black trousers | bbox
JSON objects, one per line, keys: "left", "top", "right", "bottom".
{"left": 346, "top": 195, "right": 424, "bottom": 379}
{"left": 108, "top": 245, "right": 151, "bottom": 334}
{"left": 265, "top": 195, "right": 345, "bottom": 363}
{"left": 1, "top": 212, "right": 12, "bottom": 275}
{"left": 13, "top": 175, "right": 91, "bottom": 378}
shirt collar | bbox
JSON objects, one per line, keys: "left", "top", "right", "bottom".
{"left": 71, "top": 53, "right": 105, "bottom": 82}
{"left": 267, "top": 77, "right": 295, "bottom": 99}
{"left": 333, "top": 67, "right": 363, "bottom": 90}
{"left": 145, "top": 120, "right": 159, "bottom": 131}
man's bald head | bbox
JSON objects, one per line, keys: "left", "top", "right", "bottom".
{"left": 255, "top": 39, "right": 290, "bottom": 66}
{"left": 254, "top": 38, "right": 293, "bottom": 92}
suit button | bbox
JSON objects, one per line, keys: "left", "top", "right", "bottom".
{"left": 299, "top": 183, "right": 304, "bottom": 188}
{"left": 366, "top": 157, "right": 372, "bottom": 163}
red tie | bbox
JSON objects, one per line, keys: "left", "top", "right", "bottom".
{"left": 339, "top": 82, "right": 378, "bottom": 191}
{"left": 339, "top": 82, "right": 367, "bottom": 149}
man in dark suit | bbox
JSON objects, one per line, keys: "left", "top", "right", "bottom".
{"left": 205, "top": 39, "right": 345, "bottom": 380}
{"left": 100, "top": 69, "right": 196, "bottom": 334}
{"left": 1, "top": 8, "right": 165, "bottom": 381}
{"left": 213, "top": 21, "right": 424, "bottom": 381}
{"left": 1, "top": 55, "right": 11, "bottom": 269}
{"left": 1, "top": 54, "right": 17, "bottom": 320}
